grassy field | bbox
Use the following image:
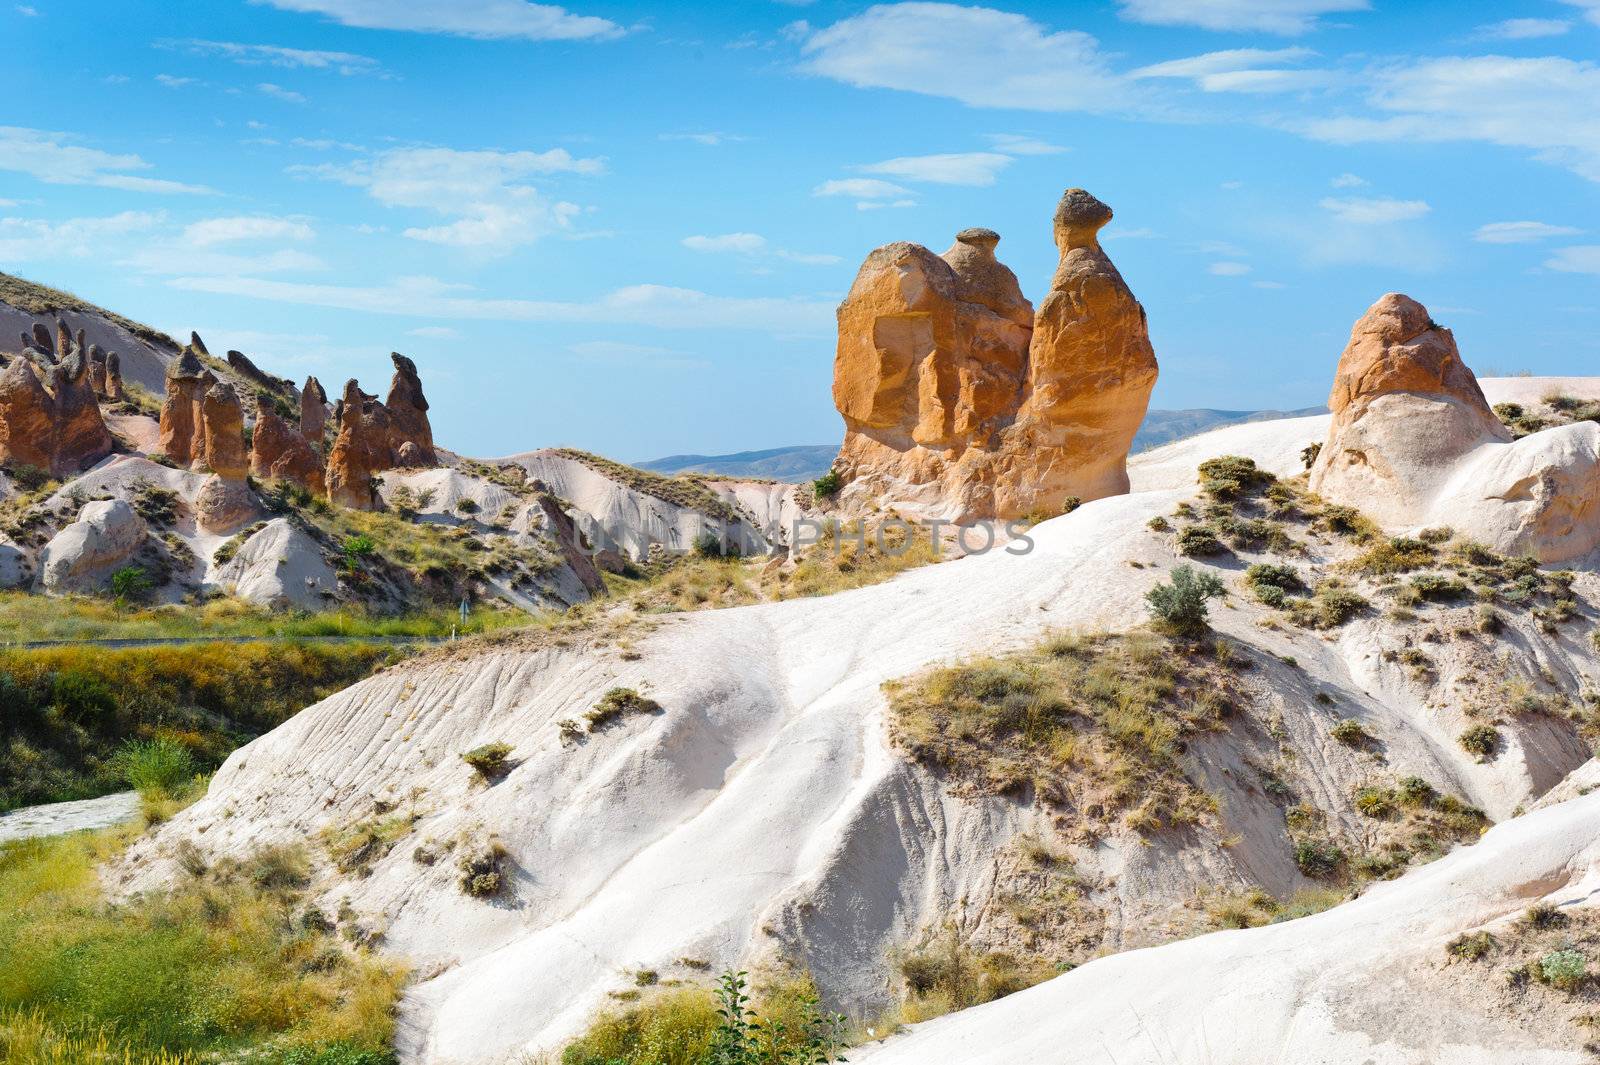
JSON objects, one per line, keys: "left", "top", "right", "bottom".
{"left": 0, "top": 594, "right": 527, "bottom": 644}
{"left": 0, "top": 827, "right": 402, "bottom": 1064}
{"left": 0, "top": 641, "right": 400, "bottom": 812}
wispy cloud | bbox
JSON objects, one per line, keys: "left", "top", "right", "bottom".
{"left": 297, "top": 145, "right": 603, "bottom": 251}
{"left": 0, "top": 126, "right": 213, "bottom": 194}
{"left": 857, "top": 151, "right": 1013, "bottom": 186}
{"left": 184, "top": 215, "right": 315, "bottom": 246}
{"left": 1116, "top": 0, "right": 1369, "bottom": 35}
{"left": 681, "top": 232, "right": 839, "bottom": 265}
{"left": 800, "top": 4, "right": 1133, "bottom": 113}
{"left": 1473, "top": 221, "right": 1583, "bottom": 244}
{"left": 258, "top": 82, "right": 307, "bottom": 103}
{"left": 1470, "top": 17, "right": 1571, "bottom": 40}
{"left": 659, "top": 131, "right": 745, "bottom": 147}
{"left": 167, "top": 274, "right": 835, "bottom": 332}
{"left": 154, "top": 73, "right": 197, "bottom": 88}
{"left": 252, "top": 0, "right": 624, "bottom": 42}
{"left": 1318, "top": 196, "right": 1430, "bottom": 224}
{"left": 161, "top": 38, "right": 387, "bottom": 76}
{"left": 1545, "top": 245, "right": 1600, "bottom": 273}
{"left": 983, "top": 133, "right": 1067, "bottom": 155}
{"left": 0, "top": 211, "right": 163, "bottom": 263}
{"left": 1208, "top": 261, "right": 1251, "bottom": 276}
{"left": 1329, "top": 172, "right": 1367, "bottom": 188}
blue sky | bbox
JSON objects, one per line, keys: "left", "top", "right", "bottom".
{"left": 5, "top": 0, "right": 1599, "bottom": 460}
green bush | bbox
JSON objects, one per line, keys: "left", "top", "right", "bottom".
{"left": 1197, "top": 455, "right": 1274, "bottom": 499}
{"left": 1175, "top": 525, "right": 1225, "bottom": 557}
{"left": 1446, "top": 931, "right": 1494, "bottom": 961}
{"left": 459, "top": 842, "right": 507, "bottom": 897}
{"left": 586, "top": 687, "right": 662, "bottom": 729}
{"left": 461, "top": 742, "right": 513, "bottom": 779}
{"left": 1353, "top": 786, "right": 1394, "bottom": 818}
{"left": 812, "top": 470, "right": 842, "bottom": 501}
{"left": 1329, "top": 719, "right": 1368, "bottom": 745}
{"left": 1145, "top": 565, "right": 1225, "bottom": 635}
{"left": 1293, "top": 838, "right": 1344, "bottom": 878}
{"left": 1540, "top": 949, "right": 1587, "bottom": 991}
{"left": 113, "top": 739, "right": 196, "bottom": 799}
{"left": 1459, "top": 724, "right": 1499, "bottom": 758}
{"left": 1409, "top": 573, "right": 1469, "bottom": 601}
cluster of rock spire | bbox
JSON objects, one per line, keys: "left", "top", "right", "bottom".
{"left": 0, "top": 319, "right": 121, "bottom": 477}
{"left": 157, "top": 333, "right": 437, "bottom": 515}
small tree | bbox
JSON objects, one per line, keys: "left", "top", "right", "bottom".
{"left": 109, "top": 565, "right": 154, "bottom": 605}
{"left": 1145, "top": 564, "right": 1225, "bottom": 635}
{"left": 812, "top": 470, "right": 842, "bottom": 501}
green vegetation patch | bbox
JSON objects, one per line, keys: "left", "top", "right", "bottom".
{"left": 0, "top": 829, "right": 402, "bottom": 1063}
{"left": 0, "top": 641, "right": 397, "bottom": 811}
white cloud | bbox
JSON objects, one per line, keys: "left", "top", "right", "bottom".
{"left": 126, "top": 245, "right": 326, "bottom": 276}
{"left": 407, "top": 325, "right": 460, "bottom": 339}
{"left": 812, "top": 177, "right": 911, "bottom": 200}
{"left": 15, "top": 5, "right": 38, "bottom": 14}
{"left": 0, "top": 127, "right": 213, "bottom": 194}
{"left": 681, "top": 232, "right": 839, "bottom": 265}
{"left": 801, "top": 4, "right": 1132, "bottom": 112}
{"left": 253, "top": 0, "right": 623, "bottom": 41}
{"left": 1208, "top": 261, "right": 1251, "bottom": 276}
{"left": 984, "top": 133, "right": 1067, "bottom": 155}
{"left": 1131, "top": 47, "right": 1332, "bottom": 93}
{"left": 184, "top": 215, "right": 315, "bottom": 246}
{"left": 858, "top": 151, "right": 1013, "bottom": 186}
{"left": 1253, "top": 280, "right": 1288, "bottom": 289}
{"left": 167, "top": 274, "right": 835, "bottom": 332}
{"left": 291, "top": 137, "right": 366, "bottom": 151}
{"left": 1132, "top": 47, "right": 1311, "bottom": 79}
{"left": 1117, "top": 0, "right": 1369, "bottom": 35}
{"left": 1329, "top": 172, "right": 1367, "bottom": 187}
{"left": 300, "top": 145, "right": 602, "bottom": 251}
{"left": 1473, "top": 221, "right": 1583, "bottom": 244}
{"left": 258, "top": 82, "right": 307, "bottom": 103}
{"left": 163, "top": 39, "right": 386, "bottom": 75}
{"left": 1560, "top": 1, "right": 1600, "bottom": 28}
{"left": 155, "top": 74, "right": 197, "bottom": 88}
{"left": 1473, "top": 18, "right": 1571, "bottom": 39}
{"left": 1295, "top": 56, "right": 1600, "bottom": 183}
{"left": 1318, "top": 196, "right": 1430, "bottom": 224}
{"left": 683, "top": 232, "right": 768, "bottom": 253}
{"left": 659, "top": 132, "right": 744, "bottom": 146}
{"left": 1546, "top": 245, "right": 1600, "bottom": 273}
{"left": 0, "top": 211, "right": 163, "bottom": 263}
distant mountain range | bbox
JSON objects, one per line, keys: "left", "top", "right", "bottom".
{"left": 638, "top": 406, "right": 1327, "bottom": 483}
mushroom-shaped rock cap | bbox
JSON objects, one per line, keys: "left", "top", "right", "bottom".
{"left": 168, "top": 348, "right": 206, "bottom": 380}
{"left": 1052, "top": 188, "right": 1113, "bottom": 250}
{"left": 955, "top": 227, "right": 1001, "bottom": 252}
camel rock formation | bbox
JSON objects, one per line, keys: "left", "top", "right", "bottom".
{"left": 251, "top": 410, "right": 326, "bottom": 495}
{"left": 384, "top": 353, "right": 437, "bottom": 466}
{"left": 995, "top": 189, "right": 1158, "bottom": 516}
{"left": 831, "top": 189, "right": 1157, "bottom": 522}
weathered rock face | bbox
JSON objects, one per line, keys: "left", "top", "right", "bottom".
{"left": 210, "top": 517, "right": 337, "bottom": 609}
{"left": 995, "top": 189, "right": 1158, "bottom": 516}
{"left": 1309, "top": 294, "right": 1511, "bottom": 527}
{"left": 250, "top": 410, "right": 326, "bottom": 495}
{"left": 325, "top": 381, "right": 393, "bottom": 510}
{"left": 194, "top": 474, "right": 259, "bottom": 535}
{"left": 104, "top": 351, "right": 124, "bottom": 401}
{"left": 158, "top": 350, "right": 208, "bottom": 466}
{"left": 0, "top": 349, "right": 113, "bottom": 477}
{"left": 199, "top": 382, "right": 248, "bottom": 480}
{"left": 40, "top": 498, "right": 146, "bottom": 593}
{"left": 300, "top": 376, "right": 328, "bottom": 448}
{"left": 51, "top": 359, "right": 114, "bottom": 475}
{"left": 323, "top": 357, "right": 438, "bottom": 509}
{"left": 0, "top": 359, "right": 56, "bottom": 471}
{"left": 830, "top": 189, "right": 1157, "bottom": 522}
{"left": 385, "top": 353, "right": 436, "bottom": 466}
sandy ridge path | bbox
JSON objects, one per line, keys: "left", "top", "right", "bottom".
{"left": 0, "top": 791, "right": 140, "bottom": 844}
